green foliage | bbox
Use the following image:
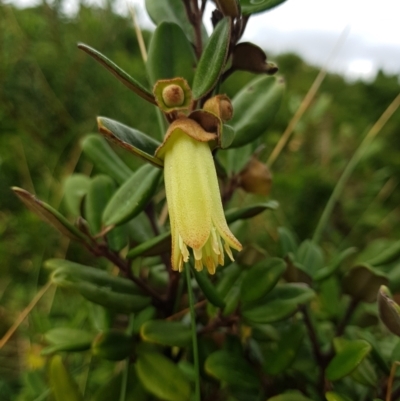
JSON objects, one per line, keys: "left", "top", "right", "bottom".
{"left": 2, "top": 1, "right": 400, "bottom": 401}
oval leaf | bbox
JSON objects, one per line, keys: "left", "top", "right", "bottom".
{"left": 220, "top": 124, "right": 235, "bottom": 149}
{"left": 141, "top": 320, "right": 191, "bottom": 347}
{"left": 147, "top": 22, "right": 196, "bottom": 85}
{"left": 42, "top": 328, "right": 93, "bottom": 354}
{"left": 365, "top": 240, "right": 400, "bottom": 266}
{"left": 278, "top": 226, "right": 298, "bottom": 257}
{"left": 263, "top": 324, "right": 304, "bottom": 375}
{"left": 78, "top": 43, "right": 155, "bottom": 104}
{"left": 295, "top": 239, "right": 324, "bottom": 279}
{"left": 230, "top": 75, "right": 284, "bottom": 148}
{"left": 192, "top": 17, "right": 231, "bottom": 99}
{"left": 241, "top": 257, "right": 286, "bottom": 304}
{"left": 205, "top": 350, "right": 259, "bottom": 388}
{"left": 136, "top": 352, "right": 191, "bottom": 401}
{"left": 242, "top": 284, "right": 315, "bottom": 324}
{"left": 97, "top": 117, "right": 163, "bottom": 167}
{"left": 81, "top": 134, "right": 132, "bottom": 184}
{"left": 204, "top": 350, "right": 259, "bottom": 388}
{"left": 102, "top": 164, "right": 161, "bottom": 226}
{"left": 325, "top": 339, "right": 372, "bottom": 381}
{"left": 239, "top": 0, "right": 288, "bottom": 15}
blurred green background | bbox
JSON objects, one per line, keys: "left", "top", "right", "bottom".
{"left": 1, "top": 1, "right": 399, "bottom": 399}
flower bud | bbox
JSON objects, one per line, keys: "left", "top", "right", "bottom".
{"left": 153, "top": 77, "right": 192, "bottom": 113}
{"left": 203, "top": 95, "right": 233, "bottom": 122}
{"left": 162, "top": 84, "right": 185, "bottom": 108}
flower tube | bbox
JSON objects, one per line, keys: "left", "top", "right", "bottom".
{"left": 156, "top": 118, "right": 242, "bottom": 274}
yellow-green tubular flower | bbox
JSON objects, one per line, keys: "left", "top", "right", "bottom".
{"left": 156, "top": 118, "right": 242, "bottom": 274}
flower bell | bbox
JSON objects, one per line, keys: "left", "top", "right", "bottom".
{"left": 155, "top": 117, "right": 242, "bottom": 274}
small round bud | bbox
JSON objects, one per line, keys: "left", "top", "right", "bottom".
{"left": 219, "top": 98, "right": 233, "bottom": 122}
{"left": 203, "top": 95, "right": 233, "bottom": 122}
{"left": 162, "top": 84, "right": 185, "bottom": 108}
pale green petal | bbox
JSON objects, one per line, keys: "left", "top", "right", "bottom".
{"left": 164, "top": 130, "right": 212, "bottom": 250}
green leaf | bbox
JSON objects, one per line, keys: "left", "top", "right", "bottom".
{"left": 42, "top": 328, "right": 93, "bottom": 355}
{"left": 48, "top": 260, "right": 150, "bottom": 314}
{"left": 230, "top": 75, "right": 284, "bottom": 148}
{"left": 77, "top": 43, "right": 155, "bottom": 104}
{"left": 343, "top": 264, "right": 388, "bottom": 302}
{"left": 102, "top": 164, "right": 161, "bottom": 227}
{"left": 63, "top": 174, "right": 91, "bottom": 216}
{"left": 192, "top": 17, "right": 231, "bottom": 99}
{"left": 267, "top": 392, "right": 314, "bottom": 401}
{"left": 263, "top": 324, "right": 304, "bottom": 375}
{"left": 360, "top": 331, "right": 390, "bottom": 375}
{"left": 130, "top": 306, "right": 157, "bottom": 335}
{"left": 332, "top": 337, "right": 377, "bottom": 386}
{"left": 240, "top": 258, "right": 286, "bottom": 304}
{"left": 295, "top": 239, "right": 324, "bottom": 279}
{"left": 141, "top": 320, "right": 191, "bottom": 347}
{"left": 325, "top": 339, "right": 372, "bottom": 381}
{"left": 147, "top": 22, "right": 196, "bottom": 85}
{"left": 92, "top": 330, "right": 134, "bottom": 361}
{"left": 97, "top": 117, "right": 163, "bottom": 167}
{"left": 192, "top": 268, "right": 226, "bottom": 308}
{"left": 220, "top": 124, "right": 235, "bottom": 149}
{"left": 145, "top": 0, "right": 207, "bottom": 45}
{"left": 106, "top": 223, "right": 129, "bottom": 252}
{"left": 12, "top": 187, "right": 88, "bottom": 242}
{"left": 242, "top": 284, "right": 315, "bottom": 324}
{"left": 205, "top": 350, "right": 259, "bottom": 389}
{"left": 314, "top": 247, "right": 357, "bottom": 282}
{"left": 84, "top": 175, "right": 115, "bottom": 234}
{"left": 325, "top": 392, "right": 353, "bottom": 401}
{"left": 225, "top": 201, "right": 279, "bottom": 223}
{"left": 136, "top": 352, "right": 191, "bottom": 401}
{"left": 45, "top": 259, "right": 142, "bottom": 295}
{"left": 49, "top": 356, "right": 83, "bottom": 401}
{"left": 365, "top": 240, "right": 400, "bottom": 266}
{"left": 127, "top": 231, "right": 171, "bottom": 259}
{"left": 52, "top": 277, "right": 151, "bottom": 314}
{"left": 239, "top": 0, "right": 288, "bottom": 15}
{"left": 217, "top": 263, "right": 242, "bottom": 298}
{"left": 81, "top": 134, "right": 132, "bottom": 184}
{"left": 278, "top": 226, "right": 298, "bottom": 257}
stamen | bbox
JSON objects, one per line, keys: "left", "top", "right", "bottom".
{"left": 205, "top": 256, "right": 216, "bottom": 275}
{"left": 177, "top": 256, "right": 184, "bottom": 272}
{"left": 224, "top": 242, "right": 234, "bottom": 261}
{"left": 179, "top": 235, "right": 190, "bottom": 262}
{"left": 195, "top": 258, "right": 203, "bottom": 271}
{"left": 193, "top": 247, "right": 202, "bottom": 261}
{"left": 210, "top": 227, "right": 220, "bottom": 255}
